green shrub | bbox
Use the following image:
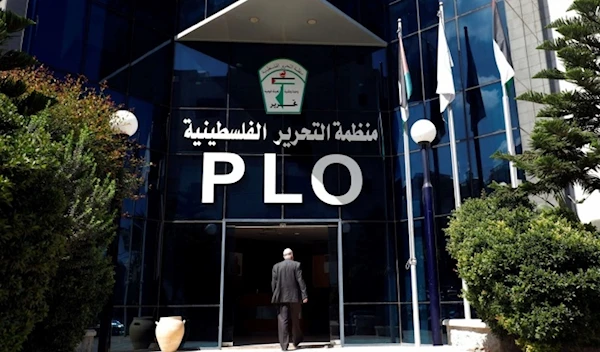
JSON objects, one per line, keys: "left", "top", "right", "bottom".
{"left": 0, "top": 97, "right": 70, "bottom": 352}
{"left": 446, "top": 191, "right": 600, "bottom": 352}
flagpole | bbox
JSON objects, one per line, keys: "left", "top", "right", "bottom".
{"left": 398, "top": 18, "right": 421, "bottom": 347}
{"left": 437, "top": 1, "right": 472, "bottom": 320}
{"left": 446, "top": 106, "right": 472, "bottom": 319}
{"left": 402, "top": 109, "right": 421, "bottom": 347}
{"left": 502, "top": 84, "right": 519, "bottom": 188}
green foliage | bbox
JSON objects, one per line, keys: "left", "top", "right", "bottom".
{"left": 0, "top": 97, "right": 70, "bottom": 352}
{"left": 497, "top": 0, "right": 600, "bottom": 207}
{"left": 446, "top": 192, "right": 600, "bottom": 352}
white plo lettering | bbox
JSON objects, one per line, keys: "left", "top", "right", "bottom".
{"left": 264, "top": 153, "right": 302, "bottom": 204}
{"left": 200, "top": 153, "right": 363, "bottom": 205}
{"left": 312, "top": 154, "right": 362, "bottom": 206}
{"left": 202, "top": 152, "right": 245, "bottom": 203}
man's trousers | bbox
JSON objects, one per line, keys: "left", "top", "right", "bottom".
{"left": 277, "top": 303, "right": 303, "bottom": 350}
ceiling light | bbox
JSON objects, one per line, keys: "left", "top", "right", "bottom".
{"left": 307, "top": 19, "right": 317, "bottom": 25}
{"left": 250, "top": 17, "right": 259, "bottom": 23}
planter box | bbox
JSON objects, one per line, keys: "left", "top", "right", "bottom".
{"left": 442, "top": 319, "right": 519, "bottom": 352}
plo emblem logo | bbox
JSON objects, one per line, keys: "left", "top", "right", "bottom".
{"left": 259, "top": 58, "right": 307, "bottom": 114}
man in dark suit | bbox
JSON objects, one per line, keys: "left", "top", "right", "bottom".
{"left": 271, "top": 248, "right": 308, "bottom": 351}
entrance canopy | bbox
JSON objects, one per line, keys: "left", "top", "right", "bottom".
{"left": 175, "top": 0, "right": 387, "bottom": 47}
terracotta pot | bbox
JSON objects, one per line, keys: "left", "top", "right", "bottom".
{"left": 155, "top": 316, "right": 186, "bottom": 352}
{"left": 129, "top": 316, "right": 154, "bottom": 350}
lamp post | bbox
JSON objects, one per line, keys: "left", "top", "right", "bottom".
{"left": 410, "top": 119, "right": 443, "bottom": 346}
{"left": 98, "top": 110, "right": 138, "bottom": 352}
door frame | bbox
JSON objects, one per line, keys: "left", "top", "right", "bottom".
{"left": 218, "top": 218, "right": 344, "bottom": 348}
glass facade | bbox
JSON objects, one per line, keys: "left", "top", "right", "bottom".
{"left": 23, "top": 0, "right": 522, "bottom": 349}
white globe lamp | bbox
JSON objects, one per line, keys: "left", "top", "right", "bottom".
{"left": 410, "top": 119, "right": 437, "bottom": 145}
{"left": 110, "top": 110, "right": 138, "bottom": 137}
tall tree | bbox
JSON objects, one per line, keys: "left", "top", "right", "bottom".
{"left": 498, "top": 0, "right": 600, "bottom": 209}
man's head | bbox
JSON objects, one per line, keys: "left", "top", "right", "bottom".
{"left": 283, "top": 248, "right": 294, "bottom": 260}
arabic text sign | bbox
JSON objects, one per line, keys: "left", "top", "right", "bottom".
{"left": 182, "top": 119, "right": 378, "bottom": 148}
{"left": 259, "top": 59, "right": 307, "bottom": 114}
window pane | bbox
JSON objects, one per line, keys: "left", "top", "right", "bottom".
{"left": 225, "top": 155, "right": 282, "bottom": 219}
{"left": 178, "top": 0, "right": 205, "bottom": 32}
{"left": 135, "top": 150, "right": 165, "bottom": 220}
{"left": 397, "top": 221, "right": 427, "bottom": 302}
{"left": 436, "top": 217, "right": 463, "bottom": 302}
{"left": 344, "top": 304, "right": 400, "bottom": 344}
{"left": 459, "top": 7, "right": 499, "bottom": 89}
{"left": 466, "top": 83, "right": 508, "bottom": 137}
{"left": 114, "top": 218, "right": 133, "bottom": 306}
{"left": 390, "top": 35, "right": 422, "bottom": 106}
{"left": 129, "top": 43, "right": 173, "bottom": 106}
{"left": 389, "top": 0, "right": 418, "bottom": 39}
{"left": 173, "top": 42, "right": 229, "bottom": 108}
{"left": 161, "top": 224, "right": 222, "bottom": 305}
{"left": 343, "top": 223, "right": 397, "bottom": 302}
{"left": 141, "top": 220, "right": 160, "bottom": 306}
{"left": 457, "top": 0, "right": 489, "bottom": 15}
{"left": 283, "top": 156, "right": 339, "bottom": 219}
{"left": 341, "top": 157, "right": 390, "bottom": 221}
{"left": 165, "top": 155, "right": 225, "bottom": 220}
{"left": 227, "top": 110, "right": 283, "bottom": 155}
{"left": 336, "top": 47, "right": 384, "bottom": 112}
{"left": 470, "top": 133, "right": 512, "bottom": 194}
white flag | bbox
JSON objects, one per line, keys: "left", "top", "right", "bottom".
{"left": 436, "top": 4, "right": 455, "bottom": 114}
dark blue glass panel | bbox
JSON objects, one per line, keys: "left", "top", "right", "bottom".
{"left": 141, "top": 229, "right": 159, "bottom": 306}
{"left": 457, "top": 0, "right": 490, "bottom": 15}
{"left": 281, "top": 111, "right": 339, "bottom": 156}
{"left": 229, "top": 44, "right": 285, "bottom": 109}
{"left": 343, "top": 223, "right": 398, "bottom": 302}
{"left": 170, "top": 110, "right": 227, "bottom": 153}
{"left": 389, "top": 0, "right": 418, "bottom": 38}
{"left": 328, "top": 0, "right": 386, "bottom": 38}
{"left": 207, "top": 0, "right": 237, "bottom": 16}
{"left": 280, "top": 45, "right": 335, "bottom": 111}
{"left": 341, "top": 157, "right": 389, "bottom": 221}
{"left": 429, "top": 146, "right": 457, "bottom": 216}
{"left": 134, "top": 150, "right": 165, "bottom": 220}
{"left": 134, "top": 0, "right": 176, "bottom": 35}
{"left": 129, "top": 44, "right": 173, "bottom": 106}
{"left": 84, "top": 5, "right": 131, "bottom": 82}
{"left": 344, "top": 304, "right": 400, "bottom": 344}
{"left": 225, "top": 155, "right": 282, "bottom": 219}
{"left": 418, "top": 0, "right": 440, "bottom": 29}
{"left": 27, "top": 0, "right": 86, "bottom": 73}
{"left": 400, "top": 304, "right": 436, "bottom": 344}
{"left": 178, "top": 0, "right": 205, "bottom": 32}
{"left": 283, "top": 156, "right": 339, "bottom": 219}
{"left": 173, "top": 42, "right": 229, "bottom": 108}
{"left": 94, "top": 0, "right": 132, "bottom": 15}
{"left": 337, "top": 47, "right": 384, "bottom": 112}
{"left": 466, "top": 82, "right": 507, "bottom": 137}
{"left": 425, "top": 93, "right": 467, "bottom": 148}
{"left": 436, "top": 217, "right": 463, "bottom": 302}
{"left": 470, "top": 133, "right": 511, "bottom": 194}
{"left": 161, "top": 223, "right": 222, "bottom": 305}
{"left": 105, "top": 89, "right": 126, "bottom": 106}
{"left": 127, "top": 97, "right": 157, "bottom": 148}
{"left": 458, "top": 7, "right": 499, "bottom": 89}
{"left": 157, "top": 307, "right": 220, "bottom": 348}
{"left": 125, "top": 219, "right": 145, "bottom": 305}
{"left": 131, "top": 24, "right": 171, "bottom": 60}
{"left": 390, "top": 34, "right": 422, "bottom": 107}
{"left": 391, "top": 104, "right": 425, "bottom": 156}
{"left": 337, "top": 111, "right": 382, "bottom": 157}
{"left": 114, "top": 218, "right": 132, "bottom": 306}
{"left": 165, "top": 155, "right": 225, "bottom": 220}
{"left": 227, "top": 110, "right": 283, "bottom": 154}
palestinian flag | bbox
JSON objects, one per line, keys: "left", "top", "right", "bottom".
{"left": 492, "top": 0, "right": 514, "bottom": 87}
{"left": 397, "top": 19, "right": 413, "bottom": 120}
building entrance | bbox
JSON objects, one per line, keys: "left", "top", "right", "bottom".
{"left": 222, "top": 223, "right": 340, "bottom": 347}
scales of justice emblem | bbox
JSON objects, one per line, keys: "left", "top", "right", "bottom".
{"left": 258, "top": 58, "right": 308, "bottom": 115}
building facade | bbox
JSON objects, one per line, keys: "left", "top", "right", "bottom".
{"left": 17, "top": 0, "right": 555, "bottom": 349}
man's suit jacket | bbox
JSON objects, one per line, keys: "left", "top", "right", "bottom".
{"left": 271, "top": 259, "right": 308, "bottom": 304}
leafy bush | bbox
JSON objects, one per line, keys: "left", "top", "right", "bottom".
{"left": 446, "top": 190, "right": 600, "bottom": 352}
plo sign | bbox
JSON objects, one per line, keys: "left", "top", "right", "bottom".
{"left": 183, "top": 58, "right": 381, "bottom": 206}
{"left": 201, "top": 153, "right": 363, "bottom": 206}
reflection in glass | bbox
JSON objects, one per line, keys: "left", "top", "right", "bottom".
{"left": 161, "top": 223, "right": 223, "bottom": 305}
{"left": 397, "top": 221, "right": 427, "bottom": 303}
{"left": 400, "top": 304, "right": 443, "bottom": 345}
{"left": 178, "top": 0, "right": 205, "bottom": 32}
{"left": 125, "top": 219, "right": 145, "bottom": 305}
{"left": 343, "top": 304, "right": 400, "bottom": 344}
{"left": 108, "top": 307, "right": 156, "bottom": 352}
{"left": 114, "top": 218, "right": 133, "bottom": 306}
{"left": 141, "top": 220, "right": 160, "bottom": 306}
{"left": 129, "top": 44, "right": 173, "bottom": 106}
{"left": 283, "top": 156, "right": 339, "bottom": 219}
{"left": 391, "top": 104, "right": 424, "bottom": 156}
{"left": 436, "top": 217, "right": 463, "bottom": 302}
{"left": 225, "top": 155, "right": 282, "bottom": 219}
{"left": 165, "top": 155, "right": 225, "bottom": 220}
{"left": 336, "top": 47, "right": 383, "bottom": 112}
{"left": 173, "top": 43, "right": 229, "bottom": 108}
{"left": 457, "top": 0, "right": 491, "bottom": 15}
{"left": 343, "top": 223, "right": 397, "bottom": 302}
{"left": 389, "top": 0, "right": 418, "bottom": 39}
{"left": 459, "top": 8, "right": 499, "bottom": 88}
{"left": 391, "top": 35, "right": 423, "bottom": 106}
